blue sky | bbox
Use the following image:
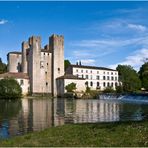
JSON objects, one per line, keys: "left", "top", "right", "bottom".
{"left": 0, "top": 1, "right": 148, "bottom": 71}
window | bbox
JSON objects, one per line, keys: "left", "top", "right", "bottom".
{"left": 46, "top": 82, "right": 48, "bottom": 86}
{"left": 82, "top": 74, "right": 84, "bottom": 78}
{"left": 107, "top": 76, "right": 109, "bottom": 80}
{"left": 103, "top": 76, "right": 106, "bottom": 80}
{"left": 81, "top": 70, "right": 83, "bottom": 73}
{"left": 115, "top": 82, "right": 118, "bottom": 87}
{"left": 111, "top": 82, "right": 114, "bottom": 87}
{"left": 103, "top": 71, "right": 105, "bottom": 74}
{"left": 107, "top": 82, "right": 110, "bottom": 87}
{"left": 90, "top": 81, "right": 93, "bottom": 86}
{"left": 40, "top": 61, "right": 44, "bottom": 68}
{"left": 111, "top": 76, "right": 114, "bottom": 80}
{"left": 86, "top": 70, "right": 88, "bottom": 73}
{"left": 107, "top": 72, "right": 109, "bottom": 74}
{"left": 20, "top": 80, "right": 24, "bottom": 85}
{"left": 103, "top": 82, "right": 106, "bottom": 87}
{"left": 97, "top": 82, "right": 100, "bottom": 87}
{"left": 44, "top": 53, "right": 45, "bottom": 55}
{"left": 90, "top": 70, "right": 92, "bottom": 73}
{"left": 97, "top": 71, "right": 99, "bottom": 74}
{"left": 45, "top": 71, "right": 47, "bottom": 74}
{"left": 115, "top": 77, "right": 117, "bottom": 81}
{"left": 85, "top": 75, "right": 88, "bottom": 79}
{"left": 47, "top": 63, "right": 48, "bottom": 66}
{"left": 85, "top": 81, "right": 88, "bottom": 86}
{"left": 76, "top": 69, "right": 78, "bottom": 72}
{"left": 111, "top": 72, "right": 113, "bottom": 75}
{"left": 90, "top": 75, "right": 93, "bottom": 79}
{"left": 96, "top": 76, "right": 99, "bottom": 80}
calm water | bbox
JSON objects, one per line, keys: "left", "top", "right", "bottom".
{"left": 0, "top": 95, "right": 148, "bottom": 139}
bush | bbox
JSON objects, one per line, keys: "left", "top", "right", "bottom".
{"left": 116, "top": 85, "right": 124, "bottom": 93}
{"left": 65, "top": 83, "right": 76, "bottom": 92}
{"left": 0, "top": 78, "right": 22, "bottom": 99}
{"left": 85, "top": 86, "right": 91, "bottom": 93}
{"left": 103, "top": 87, "right": 115, "bottom": 93}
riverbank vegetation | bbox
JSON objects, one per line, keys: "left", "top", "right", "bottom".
{"left": 0, "top": 120, "right": 148, "bottom": 147}
{"left": 0, "top": 78, "right": 22, "bottom": 99}
{"left": 0, "top": 58, "right": 7, "bottom": 74}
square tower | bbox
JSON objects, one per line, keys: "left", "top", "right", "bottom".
{"left": 49, "top": 34, "right": 64, "bottom": 96}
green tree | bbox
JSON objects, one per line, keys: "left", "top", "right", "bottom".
{"left": 103, "top": 86, "right": 115, "bottom": 93}
{"left": 0, "top": 78, "right": 22, "bottom": 99}
{"left": 139, "top": 62, "right": 148, "bottom": 90}
{"left": 116, "top": 65, "right": 141, "bottom": 92}
{"left": 0, "top": 58, "right": 7, "bottom": 74}
{"left": 65, "top": 82, "right": 76, "bottom": 92}
{"left": 64, "top": 60, "right": 71, "bottom": 71}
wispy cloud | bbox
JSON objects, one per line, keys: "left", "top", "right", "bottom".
{"left": 127, "top": 23, "right": 147, "bottom": 32}
{"left": 109, "top": 48, "right": 148, "bottom": 71}
{"left": 70, "top": 36, "right": 148, "bottom": 68}
{"left": 81, "top": 59, "right": 96, "bottom": 65}
{"left": 0, "top": 19, "right": 8, "bottom": 25}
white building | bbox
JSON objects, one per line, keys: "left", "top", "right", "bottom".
{"left": 66, "top": 63, "right": 119, "bottom": 91}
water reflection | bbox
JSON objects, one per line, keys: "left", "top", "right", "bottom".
{"left": 0, "top": 97, "right": 148, "bottom": 139}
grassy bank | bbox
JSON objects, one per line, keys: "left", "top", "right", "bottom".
{"left": 0, "top": 121, "right": 148, "bottom": 147}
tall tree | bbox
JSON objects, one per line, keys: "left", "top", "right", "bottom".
{"left": 0, "top": 58, "right": 7, "bottom": 74}
{"left": 139, "top": 62, "right": 148, "bottom": 90}
{"left": 64, "top": 59, "right": 71, "bottom": 71}
{"left": 116, "top": 65, "right": 141, "bottom": 92}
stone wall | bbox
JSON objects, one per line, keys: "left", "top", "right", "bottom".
{"left": 8, "top": 53, "right": 22, "bottom": 73}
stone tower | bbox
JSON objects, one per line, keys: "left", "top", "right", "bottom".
{"left": 22, "top": 41, "right": 29, "bottom": 73}
{"left": 50, "top": 34, "right": 64, "bottom": 96}
{"left": 7, "top": 52, "right": 22, "bottom": 73}
{"left": 28, "top": 36, "right": 41, "bottom": 93}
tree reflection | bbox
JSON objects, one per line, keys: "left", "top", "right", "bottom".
{"left": 0, "top": 99, "right": 22, "bottom": 120}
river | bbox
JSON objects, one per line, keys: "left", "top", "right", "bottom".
{"left": 0, "top": 95, "right": 148, "bottom": 139}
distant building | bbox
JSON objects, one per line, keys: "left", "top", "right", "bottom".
{"left": 0, "top": 34, "right": 119, "bottom": 97}
{"left": 0, "top": 34, "right": 64, "bottom": 96}
{"left": 65, "top": 62, "right": 119, "bottom": 91}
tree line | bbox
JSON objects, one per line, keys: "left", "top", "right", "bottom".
{"left": 116, "top": 61, "right": 148, "bottom": 92}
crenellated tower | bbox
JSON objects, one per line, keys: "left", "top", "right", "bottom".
{"left": 50, "top": 34, "right": 64, "bottom": 96}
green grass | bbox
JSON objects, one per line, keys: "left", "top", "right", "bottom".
{"left": 0, "top": 121, "right": 148, "bottom": 147}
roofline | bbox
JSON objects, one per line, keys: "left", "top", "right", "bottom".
{"left": 7, "top": 51, "right": 22, "bottom": 55}
{"left": 69, "top": 64, "right": 117, "bottom": 71}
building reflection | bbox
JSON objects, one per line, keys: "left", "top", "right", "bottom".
{"left": 73, "top": 100, "right": 120, "bottom": 123}
{"left": 1, "top": 97, "right": 147, "bottom": 139}
{"left": 8, "top": 98, "right": 53, "bottom": 137}
{"left": 54, "top": 99, "right": 120, "bottom": 124}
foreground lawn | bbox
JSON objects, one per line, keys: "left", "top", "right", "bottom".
{"left": 0, "top": 121, "right": 148, "bottom": 147}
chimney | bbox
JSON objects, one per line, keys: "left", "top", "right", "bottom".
{"left": 79, "top": 60, "right": 82, "bottom": 66}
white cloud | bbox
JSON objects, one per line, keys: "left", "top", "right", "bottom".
{"left": 0, "top": 19, "right": 8, "bottom": 25}
{"left": 109, "top": 48, "right": 148, "bottom": 71}
{"left": 81, "top": 59, "right": 96, "bottom": 65}
{"left": 127, "top": 23, "right": 147, "bottom": 32}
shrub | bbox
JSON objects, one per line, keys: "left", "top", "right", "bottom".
{"left": 116, "top": 85, "right": 124, "bottom": 93}
{"left": 65, "top": 83, "right": 76, "bottom": 92}
{"left": 0, "top": 78, "right": 22, "bottom": 99}
{"left": 85, "top": 86, "right": 91, "bottom": 93}
{"left": 103, "top": 87, "right": 115, "bottom": 93}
